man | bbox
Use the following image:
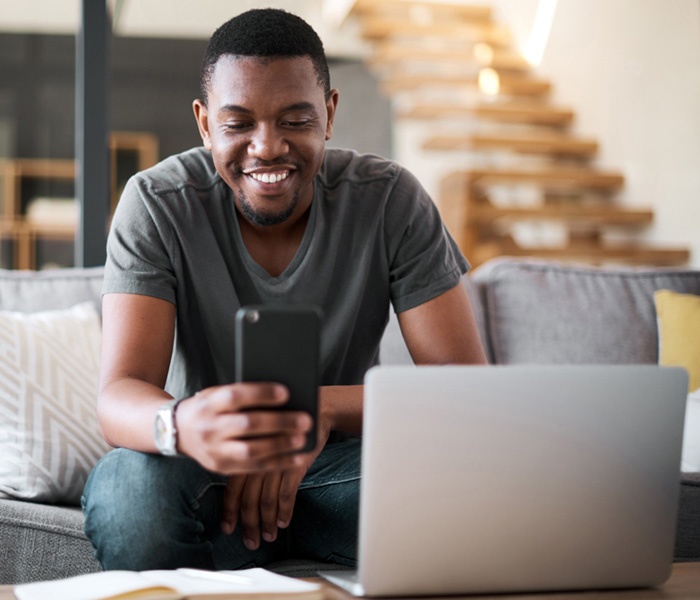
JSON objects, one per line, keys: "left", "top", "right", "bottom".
{"left": 82, "top": 8, "right": 487, "bottom": 571}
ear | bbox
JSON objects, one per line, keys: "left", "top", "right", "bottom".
{"left": 193, "top": 99, "right": 212, "bottom": 150}
{"left": 324, "top": 89, "right": 340, "bottom": 141}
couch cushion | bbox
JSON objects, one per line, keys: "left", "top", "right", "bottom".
{"left": 0, "top": 499, "right": 100, "bottom": 584}
{"left": 472, "top": 258, "right": 700, "bottom": 365}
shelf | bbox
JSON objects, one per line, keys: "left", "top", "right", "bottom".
{"left": 0, "top": 159, "right": 75, "bottom": 220}
{"left": 0, "top": 131, "right": 159, "bottom": 269}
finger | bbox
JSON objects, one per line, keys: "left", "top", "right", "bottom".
{"left": 240, "top": 474, "right": 264, "bottom": 551}
{"left": 221, "top": 476, "right": 247, "bottom": 535}
{"left": 219, "top": 434, "right": 308, "bottom": 467}
{"left": 277, "top": 466, "right": 306, "bottom": 529}
{"left": 202, "top": 383, "right": 289, "bottom": 413}
{"left": 215, "top": 450, "right": 308, "bottom": 476}
{"left": 218, "top": 411, "right": 313, "bottom": 440}
{"left": 260, "top": 471, "right": 283, "bottom": 543}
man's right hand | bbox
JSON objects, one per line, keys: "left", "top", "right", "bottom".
{"left": 175, "top": 382, "right": 313, "bottom": 474}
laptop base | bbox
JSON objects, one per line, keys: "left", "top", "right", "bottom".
{"left": 318, "top": 570, "right": 365, "bottom": 596}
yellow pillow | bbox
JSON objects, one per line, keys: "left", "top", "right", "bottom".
{"left": 655, "top": 289, "right": 700, "bottom": 392}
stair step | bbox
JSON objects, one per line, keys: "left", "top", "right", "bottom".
{"left": 473, "top": 44, "right": 530, "bottom": 71}
{"left": 381, "top": 73, "right": 551, "bottom": 96}
{"left": 369, "top": 43, "right": 529, "bottom": 71}
{"left": 470, "top": 204, "right": 654, "bottom": 227}
{"left": 472, "top": 238, "right": 690, "bottom": 267}
{"left": 400, "top": 101, "right": 575, "bottom": 126}
{"left": 360, "top": 17, "right": 511, "bottom": 46}
{"left": 424, "top": 132, "right": 598, "bottom": 157}
{"left": 478, "top": 69, "right": 552, "bottom": 96}
{"left": 352, "top": 0, "right": 494, "bottom": 22}
{"left": 444, "top": 168, "right": 625, "bottom": 191}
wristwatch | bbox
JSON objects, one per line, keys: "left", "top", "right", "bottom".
{"left": 153, "top": 398, "right": 185, "bottom": 456}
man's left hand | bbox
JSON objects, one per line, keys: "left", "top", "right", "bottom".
{"left": 221, "top": 412, "right": 331, "bottom": 549}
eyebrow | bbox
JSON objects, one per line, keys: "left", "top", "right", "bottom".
{"left": 218, "top": 101, "right": 317, "bottom": 115}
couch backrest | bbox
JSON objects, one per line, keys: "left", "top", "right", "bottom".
{"left": 0, "top": 267, "right": 104, "bottom": 313}
{"left": 471, "top": 258, "right": 700, "bottom": 365}
{"left": 5, "top": 259, "right": 698, "bottom": 369}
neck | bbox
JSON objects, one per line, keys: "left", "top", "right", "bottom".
{"left": 237, "top": 202, "right": 312, "bottom": 278}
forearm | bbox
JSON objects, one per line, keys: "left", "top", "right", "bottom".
{"left": 97, "top": 378, "right": 174, "bottom": 452}
{"left": 319, "top": 384, "right": 363, "bottom": 436}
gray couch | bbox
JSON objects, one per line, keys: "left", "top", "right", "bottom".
{"left": 1, "top": 257, "right": 699, "bottom": 584}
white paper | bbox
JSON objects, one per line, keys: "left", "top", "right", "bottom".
{"left": 15, "top": 567, "right": 322, "bottom": 600}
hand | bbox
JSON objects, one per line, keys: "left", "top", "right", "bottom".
{"left": 220, "top": 409, "right": 333, "bottom": 549}
{"left": 175, "top": 383, "right": 313, "bottom": 474}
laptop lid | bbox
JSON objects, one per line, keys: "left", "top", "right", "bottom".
{"left": 354, "top": 365, "right": 687, "bottom": 597}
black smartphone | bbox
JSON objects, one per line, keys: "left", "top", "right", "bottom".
{"left": 234, "top": 305, "right": 322, "bottom": 453}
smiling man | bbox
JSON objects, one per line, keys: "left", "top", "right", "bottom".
{"left": 81, "top": 9, "right": 486, "bottom": 571}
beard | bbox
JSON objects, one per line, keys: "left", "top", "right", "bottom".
{"left": 237, "top": 187, "right": 300, "bottom": 227}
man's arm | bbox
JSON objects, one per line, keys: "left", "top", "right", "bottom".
{"left": 397, "top": 280, "right": 488, "bottom": 366}
{"left": 97, "top": 293, "right": 311, "bottom": 473}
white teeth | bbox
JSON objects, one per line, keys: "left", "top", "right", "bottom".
{"left": 250, "top": 171, "right": 289, "bottom": 184}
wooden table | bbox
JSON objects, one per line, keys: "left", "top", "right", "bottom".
{"left": 4, "top": 563, "right": 700, "bottom": 599}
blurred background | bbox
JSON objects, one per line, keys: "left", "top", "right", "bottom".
{"left": 0, "top": 0, "right": 698, "bottom": 270}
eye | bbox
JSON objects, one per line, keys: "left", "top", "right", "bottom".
{"left": 224, "top": 122, "right": 252, "bottom": 131}
{"left": 282, "top": 120, "right": 311, "bottom": 128}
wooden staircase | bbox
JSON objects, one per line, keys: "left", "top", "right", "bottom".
{"left": 348, "top": 0, "right": 689, "bottom": 267}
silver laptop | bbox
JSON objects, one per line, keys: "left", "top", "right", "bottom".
{"left": 319, "top": 365, "right": 688, "bottom": 597}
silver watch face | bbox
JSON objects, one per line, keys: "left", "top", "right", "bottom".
{"left": 154, "top": 406, "right": 176, "bottom": 455}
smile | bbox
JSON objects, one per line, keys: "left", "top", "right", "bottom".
{"left": 246, "top": 170, "right": 290, "bottom": 184}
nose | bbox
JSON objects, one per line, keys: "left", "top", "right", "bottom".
{"left": 247, "top": 124, "right": 289, "bottom": 160}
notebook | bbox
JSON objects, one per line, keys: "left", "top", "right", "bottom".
{"left": 319, "top": 365, "right": 688, "bottom": 597}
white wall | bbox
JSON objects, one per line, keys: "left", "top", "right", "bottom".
{"left": 395, "top": 0, "right": 700, "bottom": 267}
{"left": 534, "top": 0, "right": 700, "bottom": 267}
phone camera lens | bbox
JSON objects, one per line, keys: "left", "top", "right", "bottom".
{"left": 246, "top": 310, "right": 260, "bottom": 324}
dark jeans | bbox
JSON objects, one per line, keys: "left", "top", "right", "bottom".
{"left": 82, "top": 438, "right": 361, "bottom": 570}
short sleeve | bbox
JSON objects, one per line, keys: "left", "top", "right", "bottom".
{"left": 102, "top": 175, "right": 178, "bottom": 304}
{"left": 385, "top": 168, "right": 469, "bottom": 313}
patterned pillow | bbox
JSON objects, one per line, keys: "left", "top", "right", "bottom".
{"left": 0, "top": 302, "right": 110, "bottom": 505}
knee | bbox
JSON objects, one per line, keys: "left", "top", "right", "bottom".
{"left": 82, "top": 448, "right": 225, "bottom": 570}
{"left": 293, "top": 476, "right": 360, "bottom": 564}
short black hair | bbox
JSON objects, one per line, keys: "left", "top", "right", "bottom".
{"left": 199, "top": 8, "right": 331, "bottom": 105}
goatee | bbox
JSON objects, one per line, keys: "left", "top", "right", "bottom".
{"left": 237, "top": 188, "right": 299, "bottom": 227}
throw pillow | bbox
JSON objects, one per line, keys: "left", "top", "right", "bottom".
{"left": 0, "top": 302, "right": 110, "bottom": 505}
{"left": 654, "top": 289, "right": 700, "bottom": 393}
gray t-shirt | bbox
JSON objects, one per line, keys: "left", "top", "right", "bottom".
{"left": 104, "top": 147, "right": 468, "bottom": 399}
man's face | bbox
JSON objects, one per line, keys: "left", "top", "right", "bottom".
{"left": 193, "top": 55, "right": 338, "bottom": 228}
